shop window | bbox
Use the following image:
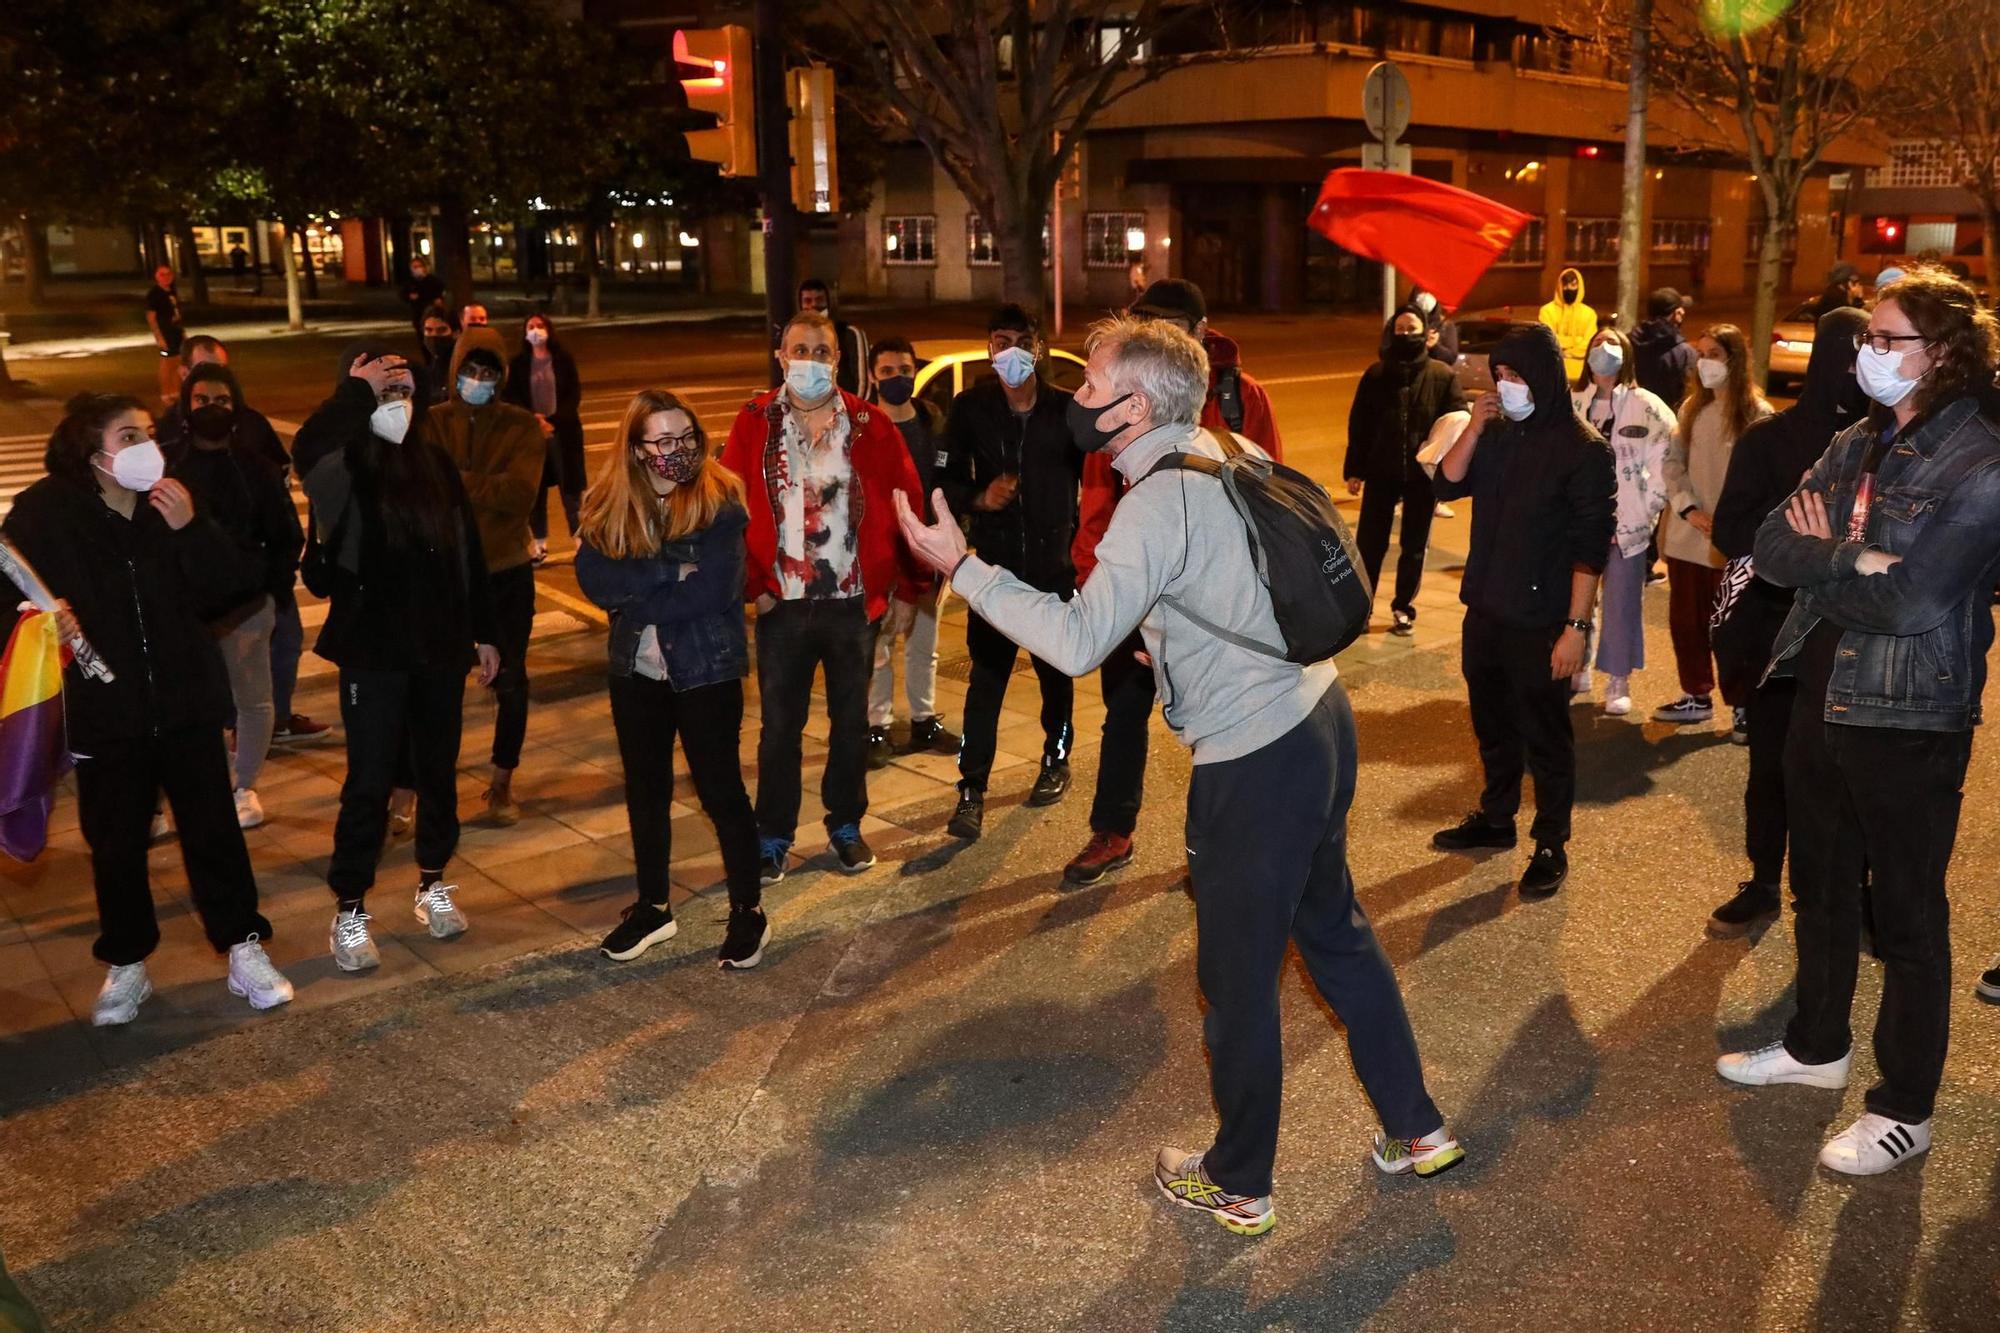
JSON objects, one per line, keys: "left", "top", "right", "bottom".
{"left": 884, "top": 215, "right": 937, "bottom": 265}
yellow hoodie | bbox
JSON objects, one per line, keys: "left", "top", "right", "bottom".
{"left": 1537, "top": 267, "right": 1598, "bottom": 382}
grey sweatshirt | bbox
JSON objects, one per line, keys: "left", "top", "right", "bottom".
{"left": 952, "top": 420, "right": 1337, "bottom": 764}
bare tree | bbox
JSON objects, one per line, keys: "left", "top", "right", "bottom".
{"left": 810, "top": 1, "right": 1231, "bottom": 311}
{"left": 1887, "top": 15, "right": 2000, "bottom": 293}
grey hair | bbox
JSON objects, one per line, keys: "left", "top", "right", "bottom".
{"left": 1084, "top": 314, "right": 1209, "bottom": 426}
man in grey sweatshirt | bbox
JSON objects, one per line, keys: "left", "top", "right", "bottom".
{"left": 895, "top": 315, "right": 1459, "bottom": 1237}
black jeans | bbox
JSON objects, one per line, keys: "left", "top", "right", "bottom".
{"left": 1744, "top": 677, "right": 1796, "bottom": 887}
{"left": 958, "top": 608, "right": 1074, "bottom": 791}
{"left": 1783, "top": 703, "right": 1970, "bottom": 1124}
{"left": 754, "top": 596, "right": 875, "bottom": 845}
{"left": 1462, "top": 608, "right": 1573, "bottom": 845}
{"left": 329, "top": 667, "right": 466, "bottom": 902}
{"left": 1189, "top": 682, "right": 1444, "bottom": 1197}
{"left": 1090, "top": 630, "right": 1155, "bottom": 837}
{"left": 76, "top": 726, "right": 271, "bottom": 965}
{"left": 488, "top": 564, "right": 536, "bottom": 771}
{"left": 1353, "top": 467, "right": 1437, "bottom": 617}
{"left": 609, "top": 674, "right": 760, "bottom": 911}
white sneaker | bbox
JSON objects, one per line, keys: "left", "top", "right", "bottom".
{"left": 234, "top": 788, "right": 265, "bottom": 829}
{"left": 226, "top": 937, "right": 294, "bottom": 1010}
{"left": 1604, "top": 694, "right": 1633, "bottom": 716}
{"left": 1819, "top": 1113, "right": 1931, "bottom": 1176}
{"left": 1433, "top": 502, "right": 1456, "bottom": 519}
{"left": 1372, "top": 1127, "right": 1466, "bottom": 1177}
{"left": 1717, "top": 1041, "right": 1851, "bottom": 1089}
{"left": 1569, "top": 670, "right": 1593, "bottom": 702}
{"left": 331, "top": 907, "right": 381, "bottom": 972}
{"left": 92, "top": 961, "right": 152, "bottom": 1026}
{"left": 415, "top": 881, "right": 469, "bottom": 939}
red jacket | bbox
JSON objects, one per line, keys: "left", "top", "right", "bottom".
{"left": 720, "top": 386, "right": 924, "bottom": 622}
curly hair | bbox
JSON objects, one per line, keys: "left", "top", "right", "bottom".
{"left": 1876, "top": 269, "right": 1999, "bottom": 419}
{"left": 46, "top": 392, "right": 150, "bottom": 488}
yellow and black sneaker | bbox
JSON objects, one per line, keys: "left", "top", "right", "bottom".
{"left": 1372, "top": 1128, "right": 1466, "bottom": 1178}
{"left": 1153, "top": 1147, "right": 1274, "bottom": 1236}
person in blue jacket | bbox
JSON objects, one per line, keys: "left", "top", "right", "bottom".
{"left": 576, "top": 388, "right": 769, "bottom": 969}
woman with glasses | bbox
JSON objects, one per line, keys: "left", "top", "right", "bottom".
{"left": 1719, "top": 270, "right": 2000, "bottom": 1175}
{"left": 576, "top": 389, "right": 769, "bottom": 969}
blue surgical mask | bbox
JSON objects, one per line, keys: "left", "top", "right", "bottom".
{"left": 786, "top": 358, "right": 836, "bottom": 402}
{"left": 993, "top": 345, "right": 1038, "bottom": 388}
{"left": 1497, "top": 379, "right": 1535, "bottom": 421}
{"left": 1587, "top": 343, "right": 1623, "bottom": 378}
{"left": 457, "top": 374, "right": 497, "bottom": 406}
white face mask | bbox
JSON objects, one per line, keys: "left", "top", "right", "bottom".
{"left": 370, "top": 398, "right": 412, "bottom": 443}
{"left": 99, "top": 440, "right": 165, "bottom": 492}
{"left": 1587, "top": 343, "right": 1623, "bottom": 378}
{"left": 1497, "top": 379, "right": 1535, "bottom": 421}
{"left": 1696, "top": 357, "right": 1730, "bottom": 391}
{"left": 1856, "top": 344, "right": 1923, "bottom": 406}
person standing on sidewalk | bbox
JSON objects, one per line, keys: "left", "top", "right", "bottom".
{"left": 506, "top": 313, "right": 585, "bottom": 566}
{"left": 895, "top": 314, "right": 1462, "bottom": 1238}
{"left": 1537, "top": 267, "right": 1597, "bottom": 382}
{"left": 1719, "top": 271, "right": 2000, "bottom": 1176}
{"left": 401, "top": 256, "right": 446, "bottom": 339}
{"left": 1343, "top": 306, "right": 1466, "bottom": 636}
{"left": 1429, "top": 324, "right": 1615, "bottom": 899}
{"left": 939, "top": 304, "right": 1082, "bottom": 839}
{"left": 420, "top": 326, "right": 546, "bottom": 826}
{"left": 796, "top": 279, "right": 869, "bottom": 397}
{"left": 145, "top": 265, "right": 185, "bottom": 407}
{"left": 865, "top": 336, "right": 953, "bottom": 767}
{"left": 1, "top": 392, "right": 294, "bottom": 1024}
{"left": 1656, "top": 325, "right": 1770, "bottom": 730}
{"left": 576, "top": 389, "right": 769, "bottom": 969}
{"left": 721, "top": 310, "right": 922, "bottom": 885}
{"left": 1704, "top": 307, "right": 1869, "bottom": 938}
{"left": 294, "top": 343, "right": 500, "bottom": 972}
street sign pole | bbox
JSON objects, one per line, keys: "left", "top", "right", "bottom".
{"left": 1363, "top": 61, "right": 1412, "bottom": 323}
{"left": 1051, "top": 132, "right": 1064, "bottom": 338}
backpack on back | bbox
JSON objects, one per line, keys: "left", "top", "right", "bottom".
{"left": 1211, "top": 364, "right": 1246, "bottom": 433}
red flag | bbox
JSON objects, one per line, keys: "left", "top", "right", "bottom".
{"left": 1308, "top": 169, "right": 1530, "bottom": 312}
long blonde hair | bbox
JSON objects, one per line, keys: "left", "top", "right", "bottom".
{"left": 578, "top": 389, "right": 743, "bottom": 558}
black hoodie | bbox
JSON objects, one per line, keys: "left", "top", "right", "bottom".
{"left": 1343, "top": 307, "right": 1466, "bottom": 484}
{"left": 1433, "top": 323, "right": 1616, "bottom": 629}
{"left": 164, "top": 364, "right": 304, "bottom": 623}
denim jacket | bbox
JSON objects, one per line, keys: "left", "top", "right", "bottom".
{"left": 575, "top": 501, "right": 750, "bottom": 690}
{"left": 1755, "top": 395, "right": 2000, "bottom": 731}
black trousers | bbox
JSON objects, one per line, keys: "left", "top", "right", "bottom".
{"left": 1462, "top": 608, "right": 1574, "bottom": 846}
{"left": 488, "top": 564, "right": 536, "bottom": 771}
{"left": 1189, "top": 683, "right": 1443, "bottom": 1197}
{"left": 76, "top": 726, "right": 271, "bottom": 965}
{"left": 1783, "top": 702, "right": 1970, "bottom": 1124}
{"left": 958, "top": 608, "right": 1074, "bottom": 792}
{"left": 609, "top": 674, "right": 761, "bottom": 911}
{"left": 754, "top": 597, "right": 875, "bottom": 844}
{"left": 1090, "top": 631, "right": 1155, "bottom": 837}
{"left": 329, "top": 667, "right": 466, "bottom": 902}
{"left": 1353, "top": 467, "right": 1437, "bottom": 617}
{"left": 1743, "top": 677, "right": 1796, "bottom": 887}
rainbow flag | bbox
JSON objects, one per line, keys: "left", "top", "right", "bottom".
{"left": 0, "top": 610, "right": 72, "bottom": 861}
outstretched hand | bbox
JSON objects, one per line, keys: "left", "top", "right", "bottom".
{"left": 894, "top": 488, "right": 968, "bottom": 576}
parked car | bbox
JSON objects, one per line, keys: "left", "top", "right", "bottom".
{"left": 1449, "top": 317, "right": 1542, "bottom": 396}
{"left": 1768, "top": 300, "right": 1818, "bottom": 387}
{"left": 912, "top": 345, "right": 1087, "bottom": 418}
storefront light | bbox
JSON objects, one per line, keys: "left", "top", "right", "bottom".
{"left": 1125, "top": 226, "right": 1146, "bottom": 251}
{"left": 632, "top": 232, "right": 646, "bottom": 249}
{"left": 679, "top": 231, "right": 700, "bottom": 248}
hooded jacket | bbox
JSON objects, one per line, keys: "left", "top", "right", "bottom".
{"left": 940, "top": 373, "right": 1082, "bottom": 594}
{"left": 1344, "top": 310, "right": 1467, "bottom": 485}
{"left": 1433, "top": 323, "right": 1616, "bottom": 629}
{"left": 1537, "top": 267, "right": 1599, "bottom": 382}
{"left": 163, "top": 364, "right": 304, "bottom": 623}
{"left": 1199, "top": 329, "right": 1283, "bottom": 458}
{"left": 418, "top": 326, "right": 546, "bottom": 576}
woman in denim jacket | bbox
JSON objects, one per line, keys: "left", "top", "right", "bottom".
{"left": 576, "top": 389, "right": 768, "bottom": 969}
{"left": 1719, "top": 270, "right": 2000, "bottom": 1177}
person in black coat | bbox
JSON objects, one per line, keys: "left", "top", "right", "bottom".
{"left": 505, "top": 312, "right": 585, "bottom": 560}
{"left": 1343, "top": 306, "right": 1467, "bottom": 634}
{"left": 0, "top": 393, "right": 293, "bottom": 1025}
{"left": 1703, "top": 305, "right": 1871, "bottom": 937}
{"left": 293, "top": 340, "right": 500, "bottom": 974}
{"left": 1407, "top": 286, "right": 1459, "bottom": 367}
{"left": 1630, "top": 287, "right": 1698, "bottom": 411}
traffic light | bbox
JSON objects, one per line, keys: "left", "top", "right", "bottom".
{"left": 788, "top": 65, "right": 839, "bottom": 214}
{"left": 673, "top": 25, "right": 755, "bottom": 177}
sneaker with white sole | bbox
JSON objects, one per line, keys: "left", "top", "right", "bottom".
{"left": 1717, "top": 1041, "right": 1851, "bottom": 1089}
{"left": 1153, "top": 1147, "right": 1274, "bottom": 1236}
{"left": 92, "top": 961, "right": 153, "bottom": 1026}
{"left": 234, "top": 788, "right": 265, "bottom": 829}
{"left": 1977, "top": 954, "right": 2000, "bottom": 1004}
{"left": 599, "top": 901, "right": 677, "bottom": 961}
{"left": 1604, "top": 674, "right": 1632, "bottom": 716}
{"left": 1654, "top": 694, "right": 1714, "bottom": 724}
{"left": 414, "top": 881, "right": 469, "bottom": 939}
{"left": 1819, "top": 1113, "right": 1931, "bottom": 1176}
{"left": 718, "top": 905, "right": 772, "bottom": 970}
{"left": 331, "top": 907, "right": 380, "bottom": 972}
{"left": 226, "top": 937, "right": 294, "bottom": 1010}
{"left": 1372, "top": 1128, "right": 1466, "bottom": 1177}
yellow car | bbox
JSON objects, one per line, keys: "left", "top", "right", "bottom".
{"left": 912, "top": 345, "right": 1087, "bottom": 419}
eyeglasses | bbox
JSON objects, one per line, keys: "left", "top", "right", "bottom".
{"left": 635, "top": 430, "right": 701, "bottom": 455}
{"left": 1854, "top": 331, "right": 1929, "bottom": 354}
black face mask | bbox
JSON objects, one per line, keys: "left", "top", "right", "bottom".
{"left": 1067, "top": 391, "right": 1135, "bottom": 453}
{"left": 425, "top": 336, "right": 453, "bottom": 363}
{"left": 1387, "top": 332, "right": 1427, "bottom": 361}
{"left": 876, "top": 374, "right": 914, "bottom": 406}
{"left": 1561, "top": 287, "right": 1580, "bottom": 304}
{"left": 188, "top": 404, "right": 235, "bottom": 439}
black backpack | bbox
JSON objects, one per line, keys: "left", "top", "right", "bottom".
{"left": 1144, "top": 441, "right": 1372, "bottom": 664}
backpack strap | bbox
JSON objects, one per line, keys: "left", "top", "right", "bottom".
{"left": 1139, "top": 451, "right": 1287, "bottom": 660}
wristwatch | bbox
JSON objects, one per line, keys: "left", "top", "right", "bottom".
{"left": 1563, "top": 618, "right": 1593, "bottom": 635}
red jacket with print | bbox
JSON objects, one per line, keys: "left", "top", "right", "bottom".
{"left": 720, "top": 386, "right": 924, "bottom": 622}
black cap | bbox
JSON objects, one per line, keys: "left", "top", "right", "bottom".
{"left": 1827, "top": 262, "right": 1861, "bottom": 285}
{"left": 1130, "top": 278, "right": 1206, "bottom": 324}
{"left": 1646, "top": 287, "right": 1685, "bottom": 319}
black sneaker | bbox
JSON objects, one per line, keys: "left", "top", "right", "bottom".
{"left": 1518, "top": 844, "right": 1568, "bottom": 899}
{"left": 1027, "top": 757, "right": 1071, "bottom": 808}
{"left": 867, "top": 726, "right": 894, "bottom": 771}
{"left": 600, "top": 901, "right": 677, "bottom": 961}
{"left": 1645, "top": 566, "right": 1668, "bottom": 587}
{"left": 1653, "top": 694, "right": 1715, "bottom": 724}
{"left": 1707, "top": 881, "right": 1781, "bottom": 938}
{"left": 1390, "top": 608, "right": 1415, "bottom": 636}
{"left": 830, "top": 823, "right": 876, "bottom": 873}
{"left": 907, "top": 715, "right": 954, "bottom": 754}
{"left": 1977, "top": 955, "right": 2000, "bottom": 1004}
{"left": 947, "top": 785, "right": 985, "bottom": 840}
{"left": 1431, "top": 812, "right": 1517, "bottom": 852}
{"left": 1731, "top": 707, "right": 1750, "bottom": 746}
{"left": 718, "top": 905, "right": 771, "bottom": 970}
{"left": 759, "top": 838, "right": 789, "bottom": 886}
